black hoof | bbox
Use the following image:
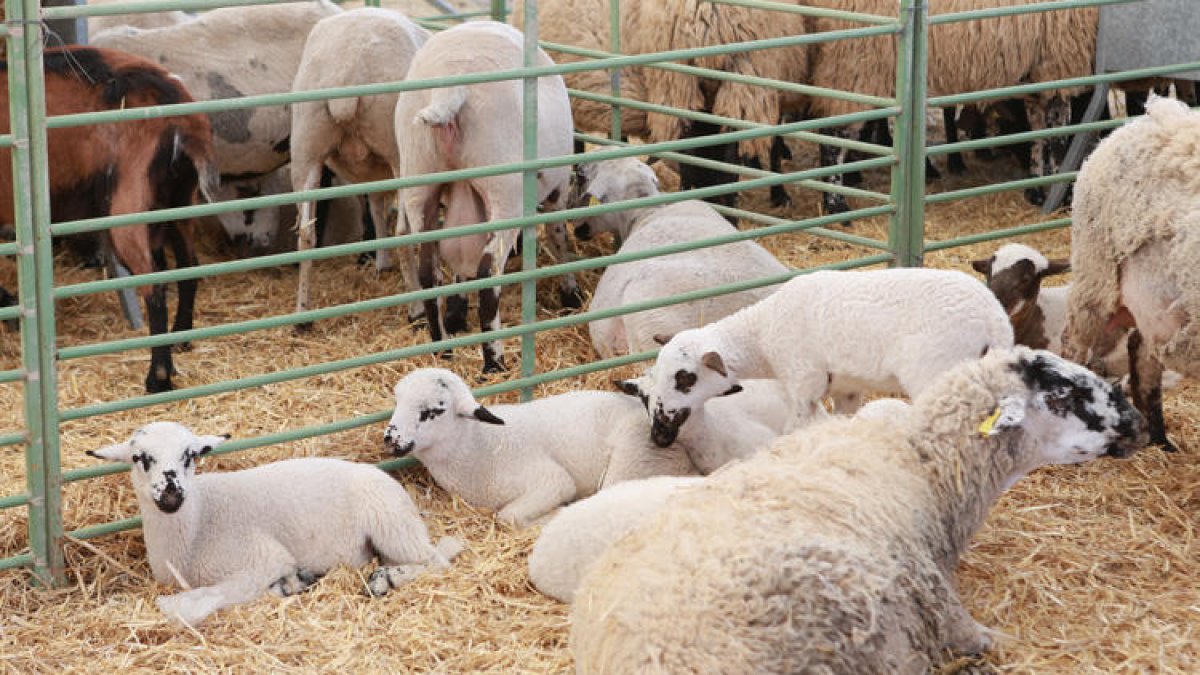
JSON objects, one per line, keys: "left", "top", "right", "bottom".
{"left": 145, "top": 375, "right": 174, "bottom": 395}
{"left": 356, "top": 252, "right": 376, "bottom": 267}
{"left": 559, "top": 287, "right": 584, "bottom": 311}
{"left": 295, "top": 321, "right": 314, "bottom": 334}
{"left": 1023, "top": 186, "right": 1046, "bottom": 207}
{"left": 482, "top": 355, "right": 506, "bottom": 374}
{"left": 769, "top": 186, "right": 792, "bottom": 209}
{"left": 823, "top": 197, "right": 852, "bottom": 228}
{"left": 173, "top": 342, "right": 193, "bottom": 354}
{"left": 574, "top": 223, "right": 593, "bottom": 241}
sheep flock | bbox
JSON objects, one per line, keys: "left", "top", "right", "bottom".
{"left": 0, "top": 0, "right": 1196, "bottom": 673}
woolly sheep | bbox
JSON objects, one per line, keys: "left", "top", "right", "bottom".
{"left": 579, "top": 156, "right": 788, "bottom": 360}
{"left": 91, "top": 1, "right": 343, "bottom": 255}
{"left": 853, "top": 396, "right": 912, "bottom": 424}
{"left": 805, "top": 0, "right": 1097, "bottom": 215}
{"left": 1065, "top": 95, "right": 1200, "bottom": 452}
{"left": 88, "top": 422, "right": 462, "bottom": 626}
{"left": 510, "top": 0, "right": 808, "bottom": 206}
{"left": 394, "top": 21, "right": 580, "bottom": 373}
{"left": 571, "top": 348, "right": 1148, "bottom": 673}
{"left": 382, "top": 368, "right": 696, "bottom": 528}
{"left": 644, "top": 267, "right": 1014, "bottom": 446}
{"left": 291, "top": 8, "right": 430, "bottom": 321}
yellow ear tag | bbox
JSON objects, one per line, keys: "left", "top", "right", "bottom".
{"left": 588, "top": 196, "right": 601, "bottom": 207}
{"left": 977, "top": 407, "right": 1002, "bottom": 438}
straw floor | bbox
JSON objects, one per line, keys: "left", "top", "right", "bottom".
{"left": 1, "top": 25, "right": 1198, "bottom": 673}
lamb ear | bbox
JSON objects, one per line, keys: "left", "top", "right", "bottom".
{"left": 718, "top": 384, "right": 744, "bottom": 397}
{"left": 473, "top": 406, "right": 505, "bottom": 425}
{"left": 612, "top": 379, "right": 643, "bottom": 398}
{"left": 87, "top": 441, "right": 133, "bottom": 463}
{"left": 189, "top": 434, "right": 230, "bottom": 457}
{"left": 701, "top": 351, "right": 727, "bottom": 377}
{"left": 1042, "top": 259, "right": 1070, "bottom": 277}
{"left": 970, "top": 256, "right": 993, "bottom": 277}
{"left": 979, "top": 395, "right": 1027, "bottom": 437}
{"left": 652, "top": 333, "right": 674, "bottom": 346}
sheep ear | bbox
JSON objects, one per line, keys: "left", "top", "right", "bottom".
{"left": 472, "top": 406, "right": 505, "bottom": 425}
{"left": 1042, "top": 259, "right": 1070, "bottom": 277}
{"left": 652, "top": 333, "right": 673, "bottom": 346}
{"left": 701, "top": 351, "right": 727, "bottom": 377}
{"left": 190, "top": 434, "right": 230, "bottom": 457}
{"left": 970, "top": 256, "right": 993, "bottom": 277}
{"left": 718, "top": 384, "right": 744, "bottom": 397}
{"left": 978, "top": 396, "right": 1026, "bottom": 437}
{"left": 612, "top": 378, "right": 643, "bottom": 397}
{"left": 87, "top": 441, "right": 133, "bottom": 463}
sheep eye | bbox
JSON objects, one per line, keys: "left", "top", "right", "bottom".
{"left": 419, "top": 405, "right": 446, "bottom": 422}
{"left": 131, "top": 453, "right": 154, "bottom": 472}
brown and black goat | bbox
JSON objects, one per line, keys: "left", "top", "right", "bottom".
{"left": 0, "top": 45, "right": 215, "bottom": 393}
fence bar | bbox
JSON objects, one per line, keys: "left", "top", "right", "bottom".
{"left": 519, "top": 0, "right": 540, "bottom": 399}
{"left": 43, "top": 0, "right": 324, "bottom": 19}
{"left": 0, "top": 492, "right": 30, "bottom": 509}
{"left": 707, "top": 0, "right": 896, "bottom": 25}
{"left": 888, "top": 0, "right": 927, "bottom": 267}
{"left": 925, "top": 218, "right": 1072, "bottom": 252}
{"left": 929, "top": 0, "right": 1136, "bottom": 25}
{"left": 0, "top": 431, "right": 27, "bottom": 446}
{"left": 929, "top": 60, "right": 1200, "bottom": 108}
{"left": 925, "top": 172, "right": 1078, "bottom": 205}
{"left": 67, "top": 517, "right": 142, "bottom": 541}
{"left": 0, "top": 553, "right": 34, "bottom": 571}
{"left": 609, "top": 0, "right": 621, "bottom": 142}
{"left": 0, "top": 242, "right": 17, "bottom": 256}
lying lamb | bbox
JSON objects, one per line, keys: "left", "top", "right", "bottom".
{"left": 382, "top": 369, "right": 696, "bottom": 528}
{"left": 89, "top": 422, "right": 462, "bottom": 625}
{"left": 571, "top": 347, "right": 1148, "bottom": 673}
{"left": 644, "top": 267, "right": 1014, "bottom": 445}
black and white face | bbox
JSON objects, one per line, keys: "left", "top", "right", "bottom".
{"left": 87, "top": 422, "right": 229, "bottom": 514}
{"left": 383, "top": 369, "right": 504, "bottom": 458}
{"left": 971, "top": 244, "right": 1069, "bottom": 322}
{"left": 999, "top": 352, "right": 1147, "bottom": 468}
{"left": 647, "top": 332, "right": 740, "bottom": 447}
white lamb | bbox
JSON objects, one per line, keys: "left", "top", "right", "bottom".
{"left": 644, "top": 267, "right": 1014, "bottom": 446}
{"left": 579, "top": 156, "right": 788, "bottom": 360}
{"left": 382, "top": 368, "right": 696, "bottom": 528}
{"left": 89, "top": 422, "right": 462, "bottom": 626}
{"left": 571, "top": 348, "right": 1148, "bottom": 673}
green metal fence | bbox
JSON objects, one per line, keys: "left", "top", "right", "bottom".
{"left": 1, "top": 0, "right": 1195, "bottom": 586}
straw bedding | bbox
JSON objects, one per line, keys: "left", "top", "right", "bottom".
{"left": 0, "top": 13, "right": 1197, "bottom": 674}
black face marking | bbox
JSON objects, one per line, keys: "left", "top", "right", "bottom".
{"left": 419, "top": 404, "right": 447, "bottom": 422}
{"left": 674, "top": 369, "right": 698, "bottom": 394}
{"left": 1013, "top": 355, "right": 1106, "bottom": 431}
{"left": 131, "top": 452, "right": 155, "bottom": 472}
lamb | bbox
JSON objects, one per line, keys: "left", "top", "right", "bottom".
{"left": 510, "top": 0, "right": 809, "bottom": 207}
{"left": 805, "top": 0, "right": 1098, "bottom": 215}
{"left": 88, "top": 422, "right": 462, "bottom": 626}
{"left": 90, "top": 1, "right": 343, "bottom": 255}
{"left": 0, "top": 46, "right": 215, "bottom": 394}
{"left": 1064, "top": 95, "right": 1200, "bottom": 452}
{"left": 643, "top": 267, "right": 1014, "bottom": 446}
{"left": 971, "top": 243, "right": 1072, "bottom": 353}
{"left": 570, "top": 347, "right": 1148, "bottom": 674}
{"left": 394, "top": 21, "right": 581, "bottom": 373}
{"left": 578, "top": 156, "right": 788, "bottom": 360}
{"left": 381, "top": 368, "right": 697, "bottom": 528}
{"left": 290, "top": 8, "right": 431, "bottom": 321}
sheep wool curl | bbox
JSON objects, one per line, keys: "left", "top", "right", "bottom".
{"left": 511, "top": 0, "right": 808, "bottom": 164}
{"left": 570, "top": 347, "right": 1148, "bottom": 674}
{"left": 1065, "top": 95, "right": 1200, "bottom": 377}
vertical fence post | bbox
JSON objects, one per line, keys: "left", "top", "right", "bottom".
{"left": 491, "top": 0, "right": 507, "bottom": 23}
{"left": 609, "top": 0, "right": 621, "bottom": 142}
{"left": 8, "top": 0, "right": 65, "bottom": 585}
{"left": 888, "top": 0, "right": 928, "bottom": 267}
{"left": 519, "top": 0, "right": 539, "bottom": 401}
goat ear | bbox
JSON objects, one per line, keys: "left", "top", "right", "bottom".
{"left": 613, "top": 378, "right": 643, "bottom": 398}
{"left": 473, "top": 406, "right": 505, "bottom": 425}
{"left": 978, "top": 395, "right": 1027, "bottom": 437}
{"left": 190, "top": 434, "right": 230, "bottom": 457}
{"left": 652, "top": 333, "right": 674, "bottom": 346}
{"left": 701, "top": 351, "right": 728, "bottom": 377}
{"left": 1041, "top": 259, "right": 1070, "bottom": 277}
{"left": 718, "top": 384, "right": 744, "bottom": 397}
{"left": 87, "top": 441, "right": 133, "bottom": 463}
{"left": 970, "top": 256, "right": 993, "bottom": 277}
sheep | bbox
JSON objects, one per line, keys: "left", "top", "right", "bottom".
{"left": 805, "top": 0, "right": 1098, "bottom": 216}
{"left": 290, "top": 8, "right": 431, "bottom": 323}
{"left": 0, "top": 46, "right": 215, "bottom": 394}
{"left": 971, "top": 243, "right": 1072, "bottom": 353}
{"left": 87, "top": 421, "right": 463, "bottom": 626}
{"left": 90, "top": 1, "right": 343, "bottom": 255}
{"left": 394, "top": 21, "right": 581, "bottom": 373}
{"left": 570, "top": 155, "right": 662, "bottom": 244}
{"left": 85, "top": 0, "right": 193, "bottom": 37}
{"left": 577, "top": 156, "right": 788, "bottom": 360}
{"left": 570, "top": 347, "right": 1148, "bottom": 674}
{"left": 643, "top": 267, "right": 1014, "bottom": 446}
{"left": 510, "top": 0, "right": 809, "bottom": 208}
{"left": 853, "top": 396, "right": 912, "bottom": 424}
{"left": 528, "top": 474, "right": 703, "bottom": 604}
{"left": 382, "top": 368, "right": 697, "bottom": 528}
{"left": 1064, "top": 95, "right": 1200, "bottom": 452}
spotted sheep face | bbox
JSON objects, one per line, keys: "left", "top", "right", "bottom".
{"left": 87, "top": 422, "right": 229, "bottom": 514}
{"left": 971, "top": 244, "right": 1069, "bottom": 323}
{"left": 383, "top": 368, "right": 504, "bottom": 458}
{"left": 647, "top": 331, "right": 741, "bottom": 447}
{"left": 990, "top": 351, "right": 1147, "bottom": 469}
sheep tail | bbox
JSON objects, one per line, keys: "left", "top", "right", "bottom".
{"left": 415, "top": 85, "right": 468, "bottom": 127}
{"left": 328, "top": 95, "right": 360, "bottom": 125}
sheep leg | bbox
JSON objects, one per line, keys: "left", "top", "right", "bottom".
{"left": 495, "top": 470, "right": 577, "bottom": 528}
{"left": 543, "top": 216, "right": 584, "bottom": 310}
{"left": 166, "top": 222, "right": 198, "bottom": 352}
{"left": 1126, "top": 329, "right": 1174, "bottom": 452}
{"left": 941, "top": 595, "right": 992, "bottom": 656}
{"left": 366, "top": 191, "right": 393, "bottom": 274}
{"left": 1023, "top": 95, "right": 1070, "bottom": 207}
{"left": 314, "top": 166, "right": 334, "bottom": 252}
{"left": 818, "top": 127, "right": 853, "bottom": 227}
{"left": 418, "top": 241, "right": 449, "bottom": 359}
{"left": 156, "top": 568, "right": 285, "bottom": 626}
{"left": 677, "top": 119, "right": 739, "bottom": 216}
{"left": 293, "top": 164, "right": 324, "bottom": 331}
{"left": 784, "top": 370, "right": 832, "bottom": 433}
{"left": 745, "top": 136, "right": 793, "bottom": 208}
{"left": 944, "top": 106, "right": 967, "bottom": 176}
{"left": 390, "top": 200, "right": 425, "bottom": 323}
{"left": 476, "top": 252, "right": 505, "bottom": 373}
{"left": 443, "top": 276, "right": 469, "bottom": 335}
{"left": 268, "top": 568, "right": 324, "bottom": 597}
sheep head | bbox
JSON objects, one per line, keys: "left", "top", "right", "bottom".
{"left": 971, "top": 243, "right": 1069, "bottom": 324}
{"left": 88, "top": 422, "right": 229, "bottom": 514}
{"left": 645, "top": 330, "right": 742, "bottom": 447}
{"left": 571, "top": 155, "right": 659, "bottom": 241}
{"left": 384, "top": 368, "right": 504, "bottom": 458}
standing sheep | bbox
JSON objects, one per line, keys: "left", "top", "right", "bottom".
{"left": 291, "top": 8, "right": 430, "bottom": 323}
{"left": 88, "top": 422, "right": 463, "bottom": 626}
{"left": 577, "top": 156, "right": 788, "bottom": 360}
{"left": 644, "top": 267, "right": 1014, "bottom": 445}
{"left": 1064, "top": 95, "right": 1199, "bottom": 452}
{"left": 382, "top": 368, "right": 696, "bottom": 528}
{"left": 571, "top": 348, "right": 1148, "bottom": 674}
{"left": 394, "top": 21, "right": 580, "bottom": 373}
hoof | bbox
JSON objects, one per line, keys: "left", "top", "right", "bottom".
{"left": 822, "top": 197, "right": 852, "bottom": 228}
{"left": 574, "top": 222, "right": 593, "bottom": 241}
{"left": 356, "top": 251, "right": 376, "bottom": 267}
{"left": 946, "top": 157, "right": 967, "bottom": 175}
{"left": 769, "top": 186, "right": 792, "bottom": 209}
{"left": 1023, "top": 186, "right": 1047, "bottom": 206}
{"left": 145, "top": 375, "right": 174, "bottom": 395}
{"left": 559, "top": 287, "right": 584, "bottom": 311}
{"left": 294, "top": 321, "right": 314, "bottom": 334}
{"left": 173, "top": 341, "right": 193, "bottom": 354}
{"left": 482, "top": 355, "right": 506, "bottom": 374}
